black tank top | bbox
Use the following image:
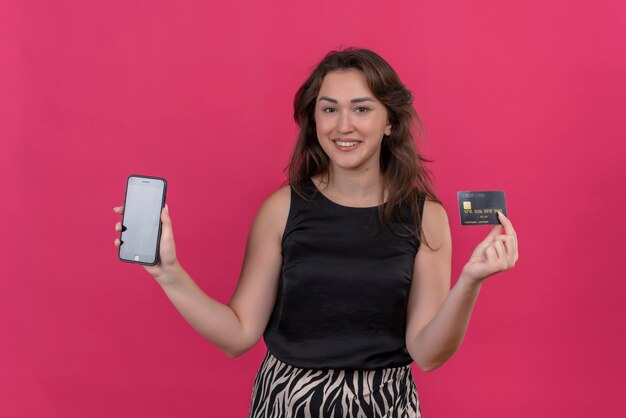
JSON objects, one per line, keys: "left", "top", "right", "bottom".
{"left": 263, "top": 178, "right": 426, "bottom": 370}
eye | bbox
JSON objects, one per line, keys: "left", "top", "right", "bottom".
{"left": 322, "top": 107, "right": 336, "bottom": 113}
{"left": 354, "top": 106, "right": 370, "bottom": 113}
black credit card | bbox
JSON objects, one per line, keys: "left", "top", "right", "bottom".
{"left": 457, "top": 191, "right": 507, "bottom": 225}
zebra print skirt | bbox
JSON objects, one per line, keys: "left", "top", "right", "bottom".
{"left": 248, "top": 350, "right": 421, "bottom": 418}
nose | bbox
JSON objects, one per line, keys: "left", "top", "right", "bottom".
{"left": 337, "top": 110, "right": 354, "bottom": 134}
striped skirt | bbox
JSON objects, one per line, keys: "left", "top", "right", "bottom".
{"left": 248, "top": 350, "right": 421, "bottom": 418}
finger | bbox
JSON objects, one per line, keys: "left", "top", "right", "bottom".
{"left": 485, "top": 224, "right": 504, "bottom": 242}
{"left": 114, "top": 238, "right": 120, "bottom": 247}
{"left": 473, "top": 238, "right": 491, "bottom": 256}
{"left": 115, "top": 222, "right": 128, "bottom": 232}
{"left": 486, "top": 245, "right": 499, "bottom": 266}
{"left": 160, "top": 204, "right": 173, "bottom": 239}
{"left": 495, "top": 239, "right": 516, "bottom": 269}
{"left": 493, "top": 240, "right": 506, "bottom": 260}
{"left": 494, "top": 234, "right": 514, "bottom": 245}
{"left": 474, "top": 225, "right": 503, "bottom": 255}
{"left": 498, "top": 235, "right": 519, "bottom": 263}
{"left": 497, "top": 211, "right": 517, "bottom": 239}
{"left": 495, "top": 235, "right": 516, "bottom": 255}
{"left": 496, "top": 212, "right": 518, "bottom": 255}
{"left": 113, "top": 206, "right": 124, "bottom": 214}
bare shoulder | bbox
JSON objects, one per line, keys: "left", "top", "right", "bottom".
{"left": 264, "top": 184, "right": 291, "bottom": 207}
{"left": 420, "top": 198, "right": 451, "bottom": 252}
{"left": 254, "top": 184, "right": 291, "bottom": 236}
{"left": 259, "top": 184, "right": 290, "bottom": 216}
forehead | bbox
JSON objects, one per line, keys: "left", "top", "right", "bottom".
{"left": 317, "top": 70, "right": 374, "bottom": 98}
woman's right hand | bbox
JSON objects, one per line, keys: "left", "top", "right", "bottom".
{"left": 114, "top": 204, "right": 181, "bottom": 285}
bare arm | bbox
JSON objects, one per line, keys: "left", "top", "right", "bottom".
{"left": 405, "top": 202, "right": 518, "bottom": 372}
{"left": 156, "top": 263, "right": 248, "bottom": 357}
{"left": 114, "top": 185, "right": 290, "bottom": 358}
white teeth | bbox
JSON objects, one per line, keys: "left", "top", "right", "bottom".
{"left": 336, "top": 141, "right": 358, "bottom": 147}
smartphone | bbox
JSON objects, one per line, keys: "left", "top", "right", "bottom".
{"left": 118, "top": 174, "right": 167, "bottom": 265}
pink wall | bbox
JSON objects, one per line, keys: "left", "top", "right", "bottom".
{"left": 2, "top": 0, "right": 624, "bottom": 416}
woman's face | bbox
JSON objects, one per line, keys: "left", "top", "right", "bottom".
{"left": 314, "top": 69, "right": 392, "bottom": 173}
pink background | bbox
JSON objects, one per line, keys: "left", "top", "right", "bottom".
{"left": 2, "top": 0, "right": 624, "bottom": 416}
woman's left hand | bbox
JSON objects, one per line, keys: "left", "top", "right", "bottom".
{"left": 461, "top": 211, "right": 519, "bottom": 285}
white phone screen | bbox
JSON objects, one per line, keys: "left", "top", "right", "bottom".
{"left": 119, "top": 176, "right": 166, "bottom": 265}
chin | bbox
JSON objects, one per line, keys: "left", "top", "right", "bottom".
{"left": 331, "top": 159, "right": 369, "bottom": 171}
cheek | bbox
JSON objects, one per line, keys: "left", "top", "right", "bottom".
{"left": 315, "top": 114, "right": 334, "bottom": 134}
{"left": 365, "top": 117, "right": 389, "bottom": 136}
{"left": 351, "top": 119, "right": 377, "bottom": 137}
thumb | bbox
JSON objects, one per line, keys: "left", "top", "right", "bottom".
{"left": 161, "top": 204, "right": 173, "bottom": 231}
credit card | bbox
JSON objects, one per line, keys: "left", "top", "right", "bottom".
{"left": 457, "top": 191, "right": 507, "bottom": 225}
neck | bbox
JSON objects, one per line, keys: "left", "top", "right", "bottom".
{"left": 316, "top": 164, "right": 386, "bottom": 206}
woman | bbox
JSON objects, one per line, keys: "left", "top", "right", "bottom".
{"left": 113, "top": 48, "right": 519, "bottom": 417}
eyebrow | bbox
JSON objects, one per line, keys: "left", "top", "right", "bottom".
{"left": 318, "top": 96, "right": 376, "bottom": 104}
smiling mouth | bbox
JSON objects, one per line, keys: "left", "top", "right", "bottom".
{"left": 332, "top": 139, "right": 361, "bottom": 151}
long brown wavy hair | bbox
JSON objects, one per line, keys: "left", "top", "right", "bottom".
{"left": 288, "top": 47, "right": 441, "bottom": 250}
